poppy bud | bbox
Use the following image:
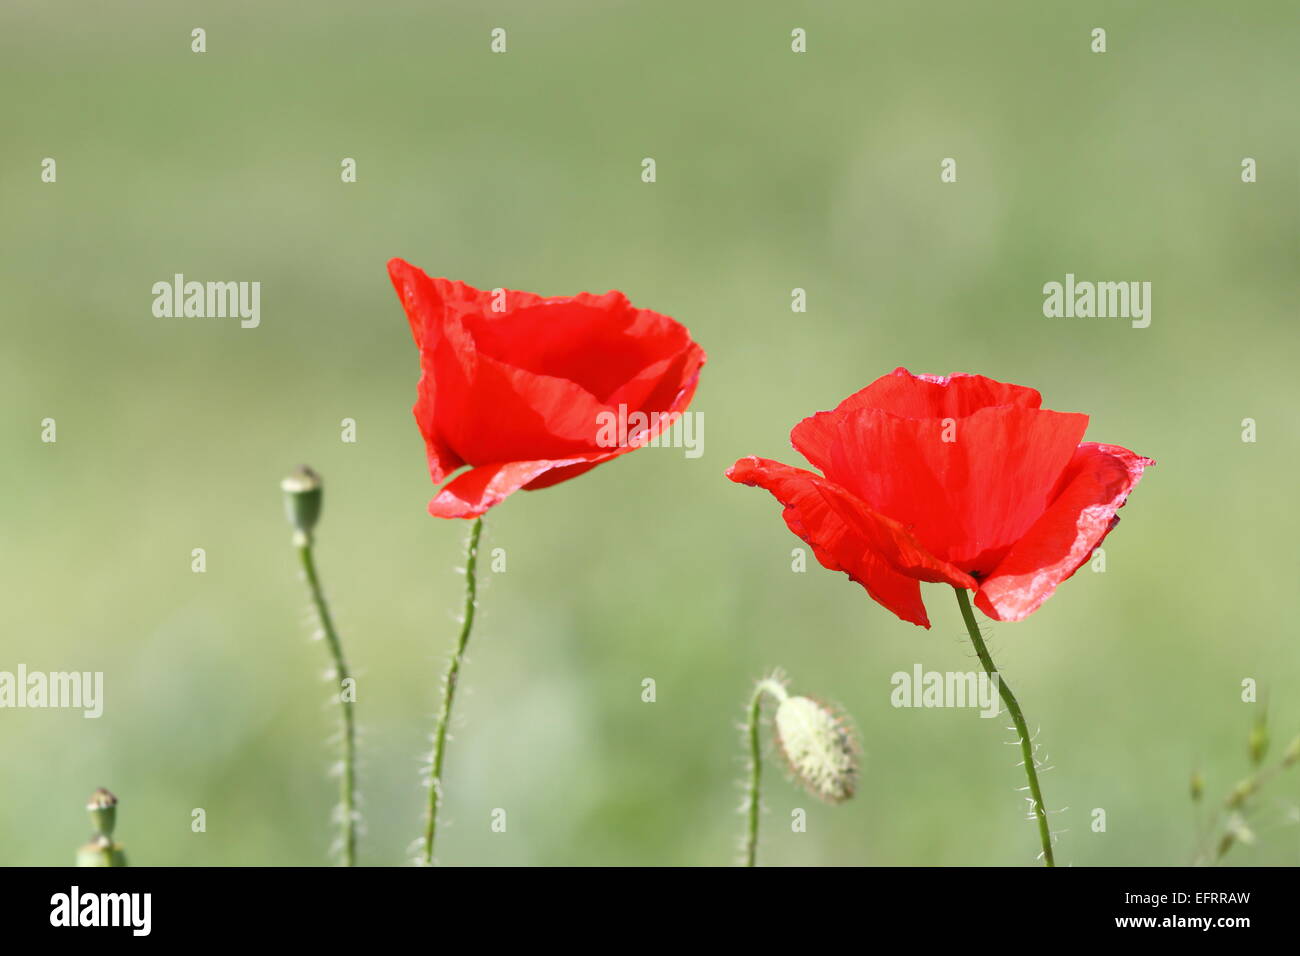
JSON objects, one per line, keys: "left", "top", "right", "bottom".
{"left": 1189, "top": 770, "right": 1204, "bottom": 802}
{"left": 281, "top": 466, "right": 323, "bottom": 542}
{"left": 1283, "top": 736, "right": 1300, "bottom": 768}
{"left": 78, "top": 790, "right": 126, "bottom": 867}
{"left": 86, "top": 787, "right": 117, "bottom": 838}
{"left": 773, "top": 695, "right": 859, "bottom": 804}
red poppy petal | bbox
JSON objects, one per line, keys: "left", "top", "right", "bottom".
{"left": 810, "top": 480, "right": 977, "bottom": 589}
{"left": 795, "top": 404, "right": 1088, "bottom": 573}
{"left": 726, "top": 457, "right": 971, "bottom": 627}
{"left": 975, "top": 442, "right": 1153, "bottom": 621}
{"left": 522, "top": 399, "right": 692, "bottom": 490}
{"left": 412, "top": 367, "right": 464, "bottom": 484}
{"left": 830, "top": 367, "right": 1043, "bottom": 420}
{"left": 388, "top": 259, "right": 465, "bottom": 482}
{"left": 459, "top": 291, "right": 694, "bottom": 405}
{"left": 521, "top": 460, "right": 603, "bottom": 491}
{"left": 432, "top": 312, "right": 615, "bottom": 464}
{"left": 389, "top": 262, "right": 549, "bottom": 347}
{"left": 605, "top": 340, "right": 707, "bottom": 417}
{"left": 390, "top": 259, "right": 604, "bottom": 465}
{"left": 429, "top": 454, "right": 617, "bottom": 519}
{"left": 387, "top": 257, "right": 442, "bottom": 350}
{"left": 791, "top": 371, "right": 1044, "bottom": 478}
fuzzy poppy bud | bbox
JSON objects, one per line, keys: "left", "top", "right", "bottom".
{"left": 773, "top": 695, "right": 858, "bottom": 803}
{"left": 281, "top": 466, "right": 323, "bottom": 542}
{"left": 1189, "top": 770, "right": 1204, "bottom": 802}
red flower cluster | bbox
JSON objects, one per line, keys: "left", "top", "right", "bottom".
{"left": 728, "top": 368, "right": 1152, "bottom": 626}
{"left": 388, "top": 259, "right": 706, "bottom": 518}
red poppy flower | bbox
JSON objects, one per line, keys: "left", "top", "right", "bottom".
{"left": 388, "top": 259, "right": 706, "bottom": 518}
{"left": 727, "top": 368, "right": 1152, "bottom": 627}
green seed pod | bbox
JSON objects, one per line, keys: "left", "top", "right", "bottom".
{"left": 281, "top": 466, "right": 323, "bottom": 541}
{"left": 86, "top": 787, "right": 117, "bottom": 838}
{"left": 773, "top": 695, "right": 858, "bottom": 804}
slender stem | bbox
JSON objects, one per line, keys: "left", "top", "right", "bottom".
{"left": 422, "top": 516, "right": 483, "bottom": 866}
{"left": 297, "top": 535, "right": 357, "bottom": 866}
{"left": 743, "top": 678, "right": 787, "bottom": 867}
{"left": 744, "top": 685, "right": 764, "bottom": 867}
{"left": 954, "top": 587, "right": 1055, "bottom": 867}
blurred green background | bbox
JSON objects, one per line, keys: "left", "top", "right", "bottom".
{"left": 2, "top": 0, "right": 1297, "bottom": 866}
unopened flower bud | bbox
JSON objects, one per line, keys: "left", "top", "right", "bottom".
{"left": 1189, "top": 770, "right": 1204, "bottom": 802}
{"left": 1282, "top": 735, "right": 1300, "bottom": 768}
{"left": 86, "top": 787, "right": 117, "bottom": 838}
{"left": 773, "top": 695, "right": 858, "bottom": 803}
{"left": 281, "top": 466, "right": 323, "bottom": 541}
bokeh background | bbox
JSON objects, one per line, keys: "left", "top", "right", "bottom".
{"left": 2, "top": 0, "right": 1297, "bottom": 866}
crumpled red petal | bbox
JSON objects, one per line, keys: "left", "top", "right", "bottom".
{"left": 431, "top": 309, "right": 615, "bottom": 464}
{"left": 429, "top": 454, "right": 618, "bottom": 519}
{"left": 727, "top": 456, "right": 973, "bottom": 627}
{"left": 975, "top": 442, "right": 1153, "bottom": 621}
{"left": 460, "top": 290, "right": 695, "bottom": 405}
{"left": 793, "top": 404, "right": 1089, "bottom": 573}
{"left": 389, "top": 259, "right": 465, "bottom": 482}
{"left": 829, "top": 367, "right": 1043, "bottom": 420}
